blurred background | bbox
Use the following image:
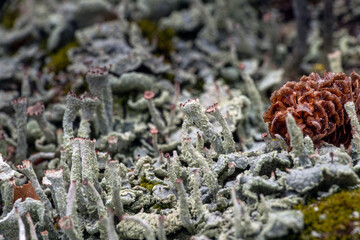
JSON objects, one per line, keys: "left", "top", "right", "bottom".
{"left": 0, "top": 0, "right": 359, "bottom": 95}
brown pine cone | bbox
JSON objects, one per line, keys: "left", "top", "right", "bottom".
{"left": 263, "top": 71, "right": 360, "bottom": 148}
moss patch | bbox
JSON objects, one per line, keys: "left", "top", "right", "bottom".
{"left": 139, "top": 176, "right": 159, "bottom": 191}
{"left": 153, "top": 202, "right": 172, "bottom": 210}
{"left": 137, "top": 19, "right": 175, "bottom": 59}
{"left": 44, "top": 41, "right": 79, "bottom": 73}
{"left": 294, "top": 188, "right": 360, "bottom": 240}
{"left": 1, "top": 0, "right": 21, "bottom": 29}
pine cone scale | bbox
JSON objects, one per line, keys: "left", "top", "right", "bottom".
{"left": 263, "top": 71, "right": 360, "bottom": 148}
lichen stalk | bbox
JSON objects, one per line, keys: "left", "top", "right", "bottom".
{"left": 79, "top": 138, "right": 99, "bottom": 187}
{"left": 16, "top": 208, "right": 26, "bottom": 240}
{"left": 180, "top": 99, "right": 225, "bottom": 154}
{"left": 59, "top": 149, "right": 71, "bottom": 184}
{"left": 25, "top": 212, "right": 38, "bottom": 240}
{"left": 175, "top": 178, "right": 195, "bottom": 234}
{"left": 108, "top": 160, "right": 124, "bottom": 216}
{"left": 40, "top": 231, "right": 49, "bottom": 240}
{"left": 206, "top": 103, "right": 236, "bottom": 153}
{"left": 78, "top": 93, "right": 99, "bottom": 138}
{"left": 144, "top": 91, "right": 166, "bottom": 134}
{"left": 43, "top": 169, "right": 67, "bottom": 217}
{"left": 82, "top": 179, "right": 106, "bottom": 215}
{"left": 165, "top": 153, "right": 176, "bottom": 190}
{"left": 286, "top": 113, "right": 312, "bottom": 167}
{"left": 150, "top": 128, "right": 159, "bottom": 157}
{"left": 82, "top": 179, "right": 108, "bottom": 239}
{"left": 231, "top": 188, "right": 243, "bottom": 239}
{"left": 158, "top": 215, "right": 167, "bottom": 240}
{"left": 196, "top": 132, "right": 205, "bottom": 156}
{"left": 12, "top": 97, "right": 28, "bottom": 165}
{"left": 239, "top": 70, "right": 267, "bottom": 132}
{"left": 63, "top": 92, "right": 82, "bottom": 165}
{"left": 27, "top": 102, "right": 56, "bottom": 143}
{"left": 183, "top": 138, "right": 218, "bottom": 194}
{"left": 62, "top": 180, "right": 83, "bottom": 239}
{"left": 344, "top": 102, "right": 360, "bottom": 156}
{"left": 190, "top": 170, "right": 205, "bottom": 220}
{"left": 106, "top": 209, "right": 119, "bottom": 240}
{"left": 59, "top": 216, "right": 83, "bottom": 240}
{"left": 86, "top": 66, "right": 112, "bottom": 135}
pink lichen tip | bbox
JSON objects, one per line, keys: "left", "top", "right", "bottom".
{"left": 68, "top": 91, "right": 81, "bottom": 99}
{"left": 11, "top": 97, "right": 27, "bottom": 105}
{"left": 27, "top": 102, "right": 45, "bottom": 116}
{"left": 169, "top": 103, "right": 176, "bottom": 110}
{"left": 238, "top": 63, "right": 246, "bottom": 70}
{"left": 82, "top": 179, "right": 89, "bottom": 185}
{"left": 176, "top": 178, "right": 183, "bottom": 184}
{"left": 164, "top": 153, "right": 170, "bottom": 158}
{"left": 40, "top": 231, "right": 48, "bottom": 236}
{"left": 81, "top": 91, "right": 98, "bottom": 100}
{"left": 180, "top": 98, "right": 199, "bottom": 108}
{"left": 182, "top": 137, "right": 191, "bottom": 142}
{"left": 16, "top": 160, "right": 32, "bottom": 169}
{"left": 87, "top": 66, "right": 109, "bottom": 75}
{"left": 159, "top": 215, "right": 166, "bottom": 222}
{"left": 108, "top": 136, "right": 118, "bottom": 144}
{"left": 59, "top": 216, "right": 73, "bottom": 230}
{"left": 206, "top": 103, "right": 219, "bottom": 113}
{"left": 144, "top": 91, "right": 155, "bottom": 100}
{"left": 150, "top": 128, "right": 158, "bottom": 134}
{"left": 228, "top": 162, "right": 236, "bottom": 168}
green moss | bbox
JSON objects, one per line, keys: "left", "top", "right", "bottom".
{"left": 163, "top": 72, "right": 175, "bottom": 83}
{"left": 137, "top": 19, "right": 175, "bottom": 59}
{"left": 1, "top": 1, "right": 21, "bottom": 29}
{"left": 44, "top": 41, "right": 79, "bottom": 73}
{"left": 294, "top": 188, "right": 360, "bottom": 240}
{"left": 139, "top": 176, "right": 159, "bottom": 191}
{"left": 153, "top": 202, "right": 172, "bottom": 210}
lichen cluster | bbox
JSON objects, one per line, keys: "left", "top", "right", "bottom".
{"left": 0, "top": 0, "right": 360, "bottom": 240}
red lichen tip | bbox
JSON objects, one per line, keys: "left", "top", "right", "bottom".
{"left": 27, "top": 102, "right": 45, "bottom": 116}
{"left": 206, "top": 103, "right": 219, "bottom": 113}
{"left": 164, "top": 153, "right": 170, "bottom": 158}
{"left": 41, "top": 231, "right": 48, "bottom": 236}
{"left": 150, "top": 128, "right": 158, "bottom": 134}
{"left": 82, "top": 179, "right": 89, "bottom": 185}
{"left": 144, "top": 91, "right": 155, "bottom": 100}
